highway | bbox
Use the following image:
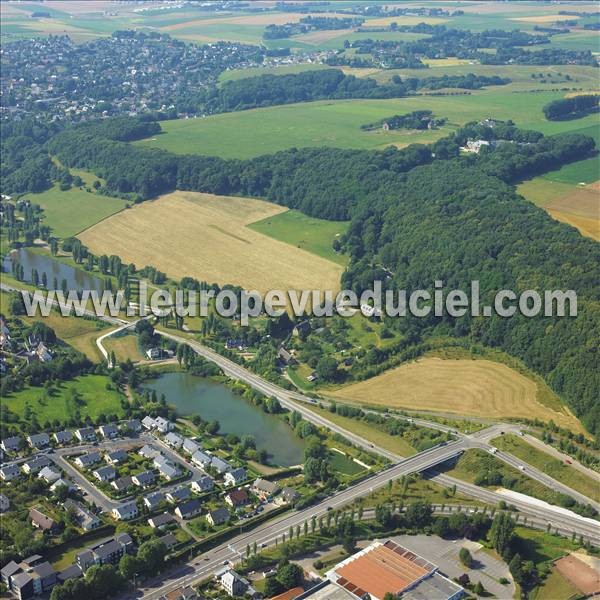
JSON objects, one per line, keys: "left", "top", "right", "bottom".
{"left": 134, "top": 436, "right": 600, "bottom": 599}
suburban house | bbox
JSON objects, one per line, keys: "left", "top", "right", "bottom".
{"left": 132, "top": 470, "right": 156, "bottom": 488}
{"left": 0, "top": 494, "right": 10, "bottom": 512}
{"left": 164, "top": 432, "right": 184, "bottom": 448}
{"left": 279, "top": 487, "right": 300, "bottom": 505}
{"left": 0, "top": 463, "right": 20, "bottom": 481}
{"left": 63, "top": 500, "right": 100, "bottom": 531}
{"left": 144, "top": 491, "right": 166, "bottom": 511}
{"left": 74, "top": 427, "right": 97, "bottom": 443}
{"left": 76, "top": 533, "right": 134, "bottom": 571}
{"left": 220, "top": 569, "right": 251, "bottom": 597}
{"left": 49, "top": 478, "right": 75, "bottom": 493}
{"left": 174, "top": 498, "right": 202, "bottom": 520}
{"left": 148, "top": 513, "right": 176, "bottom": 529}
{"left": 142, "top": 416, "right": 156, "bottom": 430}
{"left": 22, "top": 456, "right": 52, "bottom": 475}
{"left": 38, "top": 466, "right": 61, "bottom": 483}
{"left": 74, "top": 452, "right": 101, "bottom": 469}
{"left": 27, "top": 433, "right": 50, "bottom": 450}
{"left": 154, "top": 455, "right": 180, "bottom": 480}
{"left": 206, "top": 507, "right": 229, "bottom": 526}
{"left": 111, "top": 476, "right": 134, "bottom": 493}
{"left": 98, "top": 424, "right": 119, "bottom": 439}
{"left": 121, "top": 419, "right": 142, "bottom": 433}
{"left": 157, "top": 533, "right": 178, "bottom": 552}
{"left": 191, "top": 450, "right": 211, "bottom": 469}
{"left": 155, "top": 417, "right": 174, "bottom": 433}
{"left": 251, "top": 478, "right": 280, "bottom": 501}
{"left": 225, "top": 489, "right": 249, "bottom": 509}
{"left": 1, "top": 436, "right": 22, "bottom": 453}
{"left": 139, "top": 444, "right": 160, "bottom": 459}
{"left": 210, "top": 456, "right": 231, "bottom": 474}
{"left": 277, "top": 346, "right": 296, "bottom": 366}
{"left": 29, "top": 508, "right": 58, "bottom": 533}
{"left": 53, "top": 430, "right": 73, "bottom": 445}
{"left": 182, "top": 438, "right": 200, "bottom": 455}
{"left": 93, "top": 465, "right": 116, "bottom": 482}
{"left": 112, "top": 502, "right": 139, "bottom": 521}
{"left": 191, "top": 475, "right": 214, "bottom": 494}
{"left": 224, "top": 467, "right": 246, "bottom": 487}
{"left": 104, "top": 449, "right": 128, "bottom": 464}
{"left": 166, "top": 486, "right": 191, "bottom": 504}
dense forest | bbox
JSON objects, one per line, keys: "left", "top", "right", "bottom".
{"left": 543, "top": 94, "right": 599, "bottom": 121}
{"left": 203, "top": 69, "right": 509, "bottom": 114}
{"left": 37, "top": 116, "right": 600, "bottom": 435}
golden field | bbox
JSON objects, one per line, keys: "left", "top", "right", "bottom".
{"left": 330, "top": 357, "right": 584, "bottom": 432}
{"left": 78, "top": 191, "right": 343, "bottom": 293}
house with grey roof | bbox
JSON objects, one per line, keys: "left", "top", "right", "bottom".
{"left": 148, "top": 513, "right": 176, "bottom": 529}
{"left": 120, "top": 419, "right": 142, "bottom": 433}
{"left": 132, "top": 470, "right": 156, "bottom": 488}
{"left": 164, "top": 432, "right": 183, "bottom": 448}
{"left": 251, "top": 478, "right": 280, "bottom": 501}
{"left": 53, "top": 430, "right": 73, "bottom": 445}
{"left": 191, "top": 449, "right": 211, "bottom": 468}
{"left": 111, "top": 475, "right": 134, "bottom": 493}
{"left": 139, "top": 444, "right": 160, "bottom": 459}
{"left": 1, "top": 436, "right": 22, "bottom": 453}
{"left": 191, "top": 475, "right": 214, "bottom": 494}
{"left": 22, "top": 455, "right": 52, "bottom": 474}
{"left": 93, "top": 465, "right": 116, "bottom": 482}
{"left": 98, "top": 424, "right": 119, "bottom": 439}
{"left": 27, "top": 432, "right": 50, "bottom": 450}
{"left": 38, "top": 465, "right": 61, "bottom": 483}
{"left": 142, "top": 416, "right": 156, "bottom": 430}
{"left": 166, "top": 485, "right": 190, "bottom": 504}
{"left": 50, "top": 478, "right": 75, "bottom": 493}
{"left": 74, "top": 452, "right": 101, "bottom": 469}
{"left": 112, "top": 502, "right": 138, "bottom": 521}
{"left": 144, "top": 491, "right": 166, "bottom": 511}
{"left": 224, "top": 467, "right": 246, "bottom": 486}
{"left": 0, "top": 494, "right": 9, "bottom": 512}
{"left": 64, "top": 499, "right": 100, "bottom": 531}
{"left": 74, "top": 427, "right": 96, "bottom": 443}
{"left": 104, "top": 449, "right": 128, "bottom": 464}
{"left": 206, "top": 507, "right": 230, "bottom": 526}
{"left": 0, "top": 463, "right": 21, "bottom": 481}
{"left": 182, "top": 438, "right": 200, "bottom": 455}
{"left": 210, "top": 456, "right": 231, "bottom": 474}
{"left": 174, "top": 498, "right": 202, "bottom": 520}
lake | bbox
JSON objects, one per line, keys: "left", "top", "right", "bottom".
{"left": 3, "top": 248, "right": 104, "bottom": 294}
{"left": 142, "top": 372, "right": 305, "bottom": 467}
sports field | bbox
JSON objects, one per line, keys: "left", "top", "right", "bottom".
{"left": 139, "top": 90, "right": 598, "bottom": 159}
{"left": 330, "top": 357, "right": 584, "bottom": 431}
{"left": 25, "top": 183, "right": 127, "bottom": 238}
{"left": 78, "top": 191, "right": 344, "bottom": 293}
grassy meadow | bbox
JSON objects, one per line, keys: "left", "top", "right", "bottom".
{"left": 139, "top": 89, "right": 598, "bottom": 160}
{"left": 3, "top": 375, "right": 125, "bottom": 426}
{"left": 247, "top": 209, "right": 349, "bottom": 266}
{"left": 24, "top": 183, "right": 127, "bottom": 238}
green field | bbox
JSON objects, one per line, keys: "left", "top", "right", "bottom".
{"left": 139, "top": 90, "right": 598, "bottom": 159}
{"left": 247, "top": 209, "right": 349, "bottom": 265}
{"left": 492, "top": 435, "right": 599, "bottom": 502}
{"left": 3, "top": 375, "right": 125, "bottom": 427}
{"left": 24, "top": 183, "right": 127, "bottom": 238}
{"left": 328, "top": 451, "right": 365, "bottom": 476}
{"left": 219, "top": 63, "right": 333, "bottom": 84}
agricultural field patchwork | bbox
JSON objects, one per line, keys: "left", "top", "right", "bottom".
{"left": 330, "top": 357, "right": 584, "bottom": 432}
{"left": 78, "top": 191, "right": 344, "bottom": 293}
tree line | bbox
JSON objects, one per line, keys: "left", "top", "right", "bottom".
{"left": 543, "top": 94, "right": 599, "bottom": 121}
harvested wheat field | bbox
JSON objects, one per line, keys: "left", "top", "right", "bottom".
{"left": 546, "top": 183, "right": 599, "bottom": 240}
{"left": 78, "top": 191, "right": 343, "bottom": 293}
{"left": 331, "top": 358, "right": 583, "bottom": 430}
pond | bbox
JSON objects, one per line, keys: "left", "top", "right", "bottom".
{"left": 142, "top": 372, "right": 305, "bottom": 467}
{"left": 3, "top": 248, "right": 104, "bottom": 294}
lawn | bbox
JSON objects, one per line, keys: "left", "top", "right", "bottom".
{"left": 442, "top": 449, "right": 571, "bottom": 508}
{"left": 534, "top": 567, "right": 580, "bottom": 600}
{"left": 328, "top": 451, "right": 366, "bottom": 476}
{"left": 24, "top": 183, "right": 127, "bottom": 238}
{"left": 304, "top": 403, "right": 417, "bottom": 457}
{"left": 492, "top": 435, "right": 599, "bottom": 502}
{"left": 48, "top": 528, "right": 115, "bottom": 570}
{"left": 330, "top": 357, "right": 583, "bottom": 432}
{"left": 139, "top": 90, "right": 598, "bottom": 160}
{"left": 218, "top": 63, "right": 334, "bottom": 85}
{"left": 247, "top": 209, "right": 349, "bottom": 266}
{"left": 78, "top": 191, "right": 344, "bottom": 294}
{"left": 103, "top": 332, "right": 145, "bottom": 363}
{"left": 516, "top": 178, "right": 576, "bottom": 207}
{"left": 3, "top": 375, "right": 125, "bottom": 427}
